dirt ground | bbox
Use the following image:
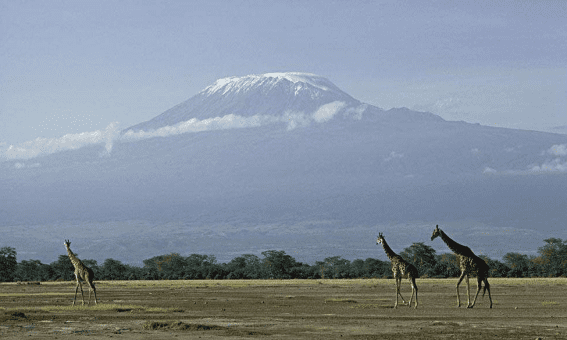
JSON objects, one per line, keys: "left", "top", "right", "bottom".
{"left": 1, "top": 278, "right": 566, "bottom": 339}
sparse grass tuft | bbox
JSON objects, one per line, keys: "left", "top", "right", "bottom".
{"left": 325, "top": 298, "right": 357, "bottom": 303}
{"left": 541, "top": 300, "right": 559, "bottom": 306}
{"left": 142, "top": 320, "right": 224, "bottom": 331}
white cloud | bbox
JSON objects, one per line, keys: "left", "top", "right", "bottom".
{"left": 529, "top": 158, "right": 567, "bottom": 173}
{"left": 483, "top": 167, "right": 497, "bottom": 174}
{"left": 546, "top": 144, "right": 567, "bottom": 156}
{"left": 282, "top": 111, "right": 310, "bottom": 130}
{"left": 2, "top": 122, "right": 119, "bottom": 160}
{"left": 525, "top": 144, "right": 567, "bottom": 173}
{"left": 2, "top": 101, "right": 355, "bottom": 161}
{"left": 122, "top": 114, "right": 279, "bottom": 141}
{"left": 312, "top": 101, "right": 346, "bottom": 123}
{"left": 343, "top": 104, "right": 367, "bottom": 120}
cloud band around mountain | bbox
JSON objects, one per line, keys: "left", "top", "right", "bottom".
{"left": 2, "top": 102, "right": 352, "bottom": 161}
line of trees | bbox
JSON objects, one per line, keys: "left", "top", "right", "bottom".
{"left": 1, "top": 238, "right": 566, "bottom": 282}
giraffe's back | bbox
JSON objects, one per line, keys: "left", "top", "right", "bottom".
{"left": 460, "top": 255, "right": 489, "bottom": 277}
{"left": 393, "top": 257, "right": 419, "bottom": 279}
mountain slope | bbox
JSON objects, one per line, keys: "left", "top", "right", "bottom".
{"left": 2, "top": 72, "right": 567, "bottom": 265}
{"left": 125, "top": 72, "right": 390, "bottom": 132}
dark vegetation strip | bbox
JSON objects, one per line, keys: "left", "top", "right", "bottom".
{"left": 1, "top": 238, "right": 566, "bottom": 281}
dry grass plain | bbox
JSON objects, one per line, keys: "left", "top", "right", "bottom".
{"left": 1, "top": 278, "right": 566, "bottom": 339}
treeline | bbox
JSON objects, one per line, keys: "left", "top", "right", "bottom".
{"left": 1, "top": 238, "right": 566, "bottom": 282}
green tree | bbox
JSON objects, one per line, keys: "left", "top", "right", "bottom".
{"left": 317, "top": 256, "right": 350, "bottom": 279}
{"left": 261, "top": 250, "right": 297, "bottom": 279}
{"left": 184, "top": 254, "right": 217, "bottom": 279}
{"left": 364, "top": 258, "right": 390, "bottom": 278}
{"left": 50, "top": 254, "right": 75, "bottom": 281}
{"left": 400, "top": 242, "right": 437, "bottom": 277}
{"left": 226, "top": 254, "right": 264, "bottom": 279}
{"left": 143, "top": 254, "right": 177, "bottom": 279}
{"left": 0, "top": 247, "right": 17, "bottom": 282}
{"left": 537, "top": 238, "right": 567, "bottom": 277}
{"left": 480, "top": 256, "right": 508, "bottom": 278}
{"left": 503, "top": 252, "right": 536, "bottom": 277}
{"left": 432, "top": 253, "right": 460, "bottom": 278}
{"left": 288, "top": 263, "right": 312, "bottom": 279}
{"left": 18, "top": 260, "right": 59, "bottom": 281}
{"left": 350, "top": 259, "right": 366, "bottom": 278}
{"left": 101, "top": 258, "right": 127, "bottom": 280}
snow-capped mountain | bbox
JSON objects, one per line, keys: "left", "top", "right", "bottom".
{"left": 2, "top": 72, "right": 567, "bottom": 265}
{"left": 126, "top": 72, "right": 373, "bottom": 132}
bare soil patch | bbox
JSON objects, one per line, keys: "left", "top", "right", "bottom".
{"left": 1, "top": 278, "right": 566, "bottom": 339}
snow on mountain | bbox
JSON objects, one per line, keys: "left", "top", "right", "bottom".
{"left": 203, "top": 72, "right": 345, "bottom": 96}
{"left": 124, "top": 72, "right": 374, "bottom": 133}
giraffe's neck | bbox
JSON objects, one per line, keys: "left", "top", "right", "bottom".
{"left": 380, "top": 239, "right": 399, "bottom": 262}
{"left": 66, "top": 247, "right": 82, "bottom": 267}
{"left": 439, "top": 230, "right": 473, "bottom": 256}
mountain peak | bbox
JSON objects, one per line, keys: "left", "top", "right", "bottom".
{"left": 125, "top": 72, "right": 363, "bottom": 132}
{"left": 201, "top": 72, "right": 347, "bottom": 97}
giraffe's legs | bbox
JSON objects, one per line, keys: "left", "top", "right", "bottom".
{"left": 73, "top": 282, "right": 79, "bottom": 305}
{"left": 455, "top": 272, "right": 467, "bottom": 307}
{"left": 394, "top": 276, "right": 400, "bottom": 308}
{"left": 79, "top": 281, "right": 85, "bottom": 305}
{"left": 408, "top": 277, "right": 418, "bottom": 309}
{"left": 88, "top": 281, "right": 98, "bottom": 305}
{"left": 469, "top": 276, "right": 482, "bottom": 308}
{"left": 73, "top": 279, "right": 85, "bottom": 305}
{"left": 465, "top": 275, "right": 471, "bottom": 307}
{"left": 484, "top": 278, "right": 492, "bottom": 308}
{"left": 396, "top": 277, "right": 407, "bottom": 307}
{"left": 470, "top": 277, "right": 492, "bottom": 308}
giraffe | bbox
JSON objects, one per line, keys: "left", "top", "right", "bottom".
{"left": 376, "top": 233, "right": 419, "bottom": 308}
{"left": 64, "top": 240, "right": 97, "bottom": 305}
{"left": 431, "top": 225, "right": 492, "bottom": 308}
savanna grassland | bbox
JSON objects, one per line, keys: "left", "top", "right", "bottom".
{"left": 1, "top": 278, "right": 566, "bottom": 339}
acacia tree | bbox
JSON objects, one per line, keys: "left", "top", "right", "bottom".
{"left": 400, "top": 242, "right": 436, "bottom": 277}
{"left": 226, "top": 254, "right": 264, "bottom": 279}
{"left": 503, "top": 252, "right": 533, "bottom": 277}
{"left": 50, "top": 254, "right": 75, "bottom": 281}
{"left": 537, "top": 238, "right": 567, "bottom": 277}
{"left": 184, "top": 254, "right": 211, "bottom": 279}
{"left": 15, "top": 259, "right": 54, "bottom": 282}
{"left": 364, "top": 258, "right": 390, "bottom": 278}
{"left": 101, "top": 258, "right": 128, "bottom": 280}
{"left": 261, "top": 250, "right": 297, "bottom": 279}
{"left": 317, "top": 256, "right": 350, "bottom": 279}
{"left": 0, "top": 247, "right": 17, "bottom": 282}
{"left": 432, "top": 253, "right": 460, "bottom": 278}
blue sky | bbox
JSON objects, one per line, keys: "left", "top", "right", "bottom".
{"left": 1, "top": 0, "right": 566, "bottom": 146}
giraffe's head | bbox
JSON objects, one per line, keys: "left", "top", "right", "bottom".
{"left": 431, "top": 225, "right": 441, "bottom": 241}
{"left": 376, "top": 232, "right": 385, "bottom": 245}
{"left": 64, "top": 239, "right": 71, "bottom": 248}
